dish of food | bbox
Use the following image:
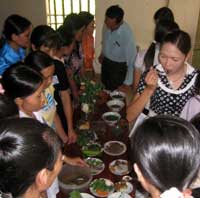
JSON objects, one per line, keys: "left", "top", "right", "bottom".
{"left": 108, "top": 192, "right": 132, "bottom": 198}
{"left": 102, "top": 112, "right": 121, "bottom": 126}
{"left": 82, "top": 143, "right": 103, "bottom": 157}
{"left": 110, "top": 91, "right": 126, "bottom": 101}
{"left": 77, "top": 130, "right": 98, "bottom": 147}
{"left": 109, "top": 159, "right": 131, "bottom": 176}
{"left": 90, "top": 178, "right": 114, "bottom": 197}
{"left": 114, "top": 181, "right": 133, "bottom": 194}
{"left": 107, "top": 99, "right": 125, "bottom": 112}
{"left": 69, "top": 190, "right": 95, "bottom": 198}
{"left": 85, "top": 157, "right": 105, "bottom": 175}
{"left": 104, "top": 141, "right": 127, "bottom": 156}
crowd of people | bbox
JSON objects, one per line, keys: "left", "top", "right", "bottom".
{"left": 0, "top": 4, "right": 200, "bottom": 198}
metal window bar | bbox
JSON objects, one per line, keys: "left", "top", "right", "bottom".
{"left": 46, "top": 0, "right": 95, "bottom": 29}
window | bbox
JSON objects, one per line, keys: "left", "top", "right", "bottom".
{"left": 46, "top": 0, "right": 95, "bottom": 29}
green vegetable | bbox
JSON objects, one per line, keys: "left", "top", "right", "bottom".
{"left": 91, "top": 179, "right": 113, "bottom": 192}
{"left": 69, "top": 190, "right": 82, "bottom": 198}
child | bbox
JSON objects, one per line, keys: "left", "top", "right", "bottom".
{"left": 0, "top": 14, "right": 32, "bottom": 75}
{"left": 2, "top": 62, "right": 86, "bottom": 198}
{"left": 30, "top": 25, "right": 77, "bottom": 143}
{"left": 131, "top": 115, "right": 200, "bottom": 198}
{"left": 0, "top": 118, "right": 63, "bottom": 198}
{"left": 25, "top": 50, "right": 68, "bottom": 143}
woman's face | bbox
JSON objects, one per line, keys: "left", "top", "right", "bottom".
{"left": 75, "top": 26, "right": 85, "bottom": 41}
{"left": 14, "top": 25, "right": 32, "bottom": 48}
{"left": 62, "top": 41, "right": 75, "bottom": 56}
{"left": 21, "top": 82, "right": 45, "bottom": 112}
{"left": 41, "top": 65, "right": 55, "bottom": 89}
{"left": 86, "top": 20, "right": 95, "bottom": 35}
{"left": 159, "top": 42, "right": 188, "bottom": 74}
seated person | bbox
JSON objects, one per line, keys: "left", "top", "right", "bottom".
{"left": 131, "top": 115, "right": 200, "bottom": 198}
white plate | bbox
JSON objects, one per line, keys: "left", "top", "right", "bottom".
{"left": 104, "top": 141, "right": 127, "bottom": 156}
{"left": 115, "top": 181, "right": 133, "bottom": 194}
{"left": 85, "top": 157, "right": 105, "bottom": 175}
{"left": 109, "top": 159, "right": 131, "bottom": 176}
{"left": 90, "top": 178, "right": 114, "bottom": 197}
{"left": 108, "top": 192, "right": 132, "bottom": 198}
{"left": 80, "top": 193, "right": 95, "bottom": 198}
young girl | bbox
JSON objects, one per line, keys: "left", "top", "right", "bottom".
{"left": 2, "top": 62, "right": 85, "bottom": 198}
{"left": 0, "top": 14, "right": 32, "bottom": 75}
{"left": 30, "top": 25, "right": 77, "bottom": 143}
{"left": 0, "top": 118, "right": 63, "bottom": 198}
{"left": 131, "top": 115, "right": 200, "bottom": 198}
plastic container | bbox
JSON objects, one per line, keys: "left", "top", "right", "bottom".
{"left": 58, "top": 164, "right": 92, "bottom": 195}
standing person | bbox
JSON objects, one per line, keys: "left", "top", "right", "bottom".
{"left": 127, "top": 30, "right": 197, "bottom": 123}
{"left": 0, "top": 14, "right": 32, "bottom": 75}
{"left": 99, "top": 5, "right": 137, "bottom": 91}
{"left": 79, "top": 11, "right": 95, "bottom": 76}
{"left": 0, "top": 118, "right": 63, "bottom": 198}
{"left": 154, "top": 7, "right": 174, "bottom": 24}
{"left": 30, "top": 25, "right": 77, "bottom": 143}
{"left": 131, "top": 115, "right": 200, "bottom": 198}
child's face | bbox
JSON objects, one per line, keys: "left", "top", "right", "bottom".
{"left": 40, "top": 46, "right": 56, "bottom": 58}
{"left": 21, "top": 82, "right": 45, "bottom": 113}
{"left": 41, "top": 65, "right": 55, "bottom": 89}
{"left": 61, "top": 42, "right": 74, "bottom": 56}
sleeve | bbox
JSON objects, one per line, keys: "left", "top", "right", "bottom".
{"left": 135, "top": 50, "right": 146, "bottom": 71}
{"left": 136, "top": 70, "right": 148, "bottom": 94}
{"left": 53, "top": 60, "right": 70, "bottom": 91}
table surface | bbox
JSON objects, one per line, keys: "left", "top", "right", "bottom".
{"left": 57, "top": 93, "right": 136, "bottom": 198}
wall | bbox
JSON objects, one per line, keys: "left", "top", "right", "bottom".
{"left": 0, "top": 0, "right": 46, "bottom": 32}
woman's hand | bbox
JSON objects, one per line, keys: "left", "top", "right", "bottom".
{"left": 67, "top": 129, "right": 77, "bottom": 144}
{"left": 63, "top": 156, "right": 87, "bottom": 167}
{"left": 145, "top": 67, "right": 158, "bottom": 93}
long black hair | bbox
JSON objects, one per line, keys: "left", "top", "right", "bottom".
{"left": 131, "top": 115, "right": 200, "bottom": 192}
{"left": 0, "top": 118, "right": 61, "bottom": 197}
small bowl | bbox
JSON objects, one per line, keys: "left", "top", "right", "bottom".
{"left": 58, "top": 164, "right": 92, "bottom": 195}
{"left": 81, "top": 142, "right": 103, "bottom": 157}
{"left": 110, "top": 91, "right": 126, "bottom": 101}
{"left": 102, "top": 112, "right": 121, "bottom": 126}
{"left": 107, "top": 99, "right": 125, "bottom": 112}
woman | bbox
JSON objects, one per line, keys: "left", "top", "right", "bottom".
{"left": 131, "top": 115, "right": 200, "bottom": 198}
{"left": 0, "top": 118, "right": 62, "bottom": 198}
{"left": 127, "top": 30, "right": 197, "bottom": 122}
{"left": 0, "top": 14, "right": 32, "bottom": 75}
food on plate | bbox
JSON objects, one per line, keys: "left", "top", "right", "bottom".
{"left": 90, "top": 178, "right": 114, "bottom": 197}
{"left": 82, "top": 143, "right": 103, "bottom": 157}
{"left": 108, "top": 192, "right": 132, "bottom": 198}
{"left": 79, "top": 121, "right": 90, "bottom": 130}
{"left": 104, "top": 141, "right": 126, "bottom": 156}
{"left": 110, "top": 91, "right": 125, "bottom": 101}
{"left": 61, "top": 174, "right": 90, "bottom": 186}
{"left": 85, "top": 157, "right": 105, "bottom": 175}
{"left": 69, "top": 190, "right": 95, "bottom": 198}
{"left": 114, "top": 181, "right": 133, "bottom": 194}
{"left": 104, "top": 114, "right": 119, "bottom": 121}
{"left": 109, "top": 159, "right": 131, "bottom": 175}
{"left": 77, "top": 130, "right": 97, "bottom": 146}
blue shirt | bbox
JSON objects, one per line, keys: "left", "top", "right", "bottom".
{"left": 102, "top": 22, "right": 137, "bottom": 85}
{"left": 0, "top": 42, "right": 26, "bottom": 75}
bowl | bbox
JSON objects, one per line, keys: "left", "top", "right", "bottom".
{"left": 102, "top": 112, "right": 121, "bottom": 126}
{"left": 58, "top": 164, "right": 92, "bottom": 195}
{"left": 107, "top": 99, "right": 125, "bottom": 112}
{"left": 110, "top": 91, "right": 126, "bottom": 101}
{"left": 81, "top": 142, "right": 103, "bottom": 157}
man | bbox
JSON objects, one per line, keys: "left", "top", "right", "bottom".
{"left": 99, "top": 5, "right": 137, "bottom": 91}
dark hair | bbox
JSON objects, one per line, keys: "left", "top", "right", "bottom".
{"left": 2, "top": 62, "right": 43, "bottom": 99}
{"left": 131, "top": 115, "right": 200, "bottom": 192}
{"left": 0, "top": 118, "right": 61, "bottom": 197}
{"left": 161, "top": 30, "right": 191, "bottom": 55}
{"left": 193, "top": 70, "right": 200, "bottom": 95}
{"left": 63, "top": 13, "right": 85, "bottom": 36}
{"left": 79, "top": 11, "right": 94, "bottom": 27}
{"left": 56, "top": 25, "right": 74, "bottom": 47}
{"left": 191, "top": 112, "right": 200, "bottom": 132}
{"left": 25, "top": 51, "right": 54, "bottom": 72}
{"left": 2, "top": 14, "right": 31, "bottom": 41}
{"left": 154, "top": 7, "right": 174, "bottom": 23}
{"left": 144, "top": 20, "right": 179, "bottom": 69}
{"left": 0, "top": 94, "right": 18, "bottom": 119}
{"left": 31, "top": 25, "right": 61, "bottom": 49}
{"left": 105, "top": 5, "right": 124, "bottom": 23}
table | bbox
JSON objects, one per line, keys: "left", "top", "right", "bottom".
{"left": 57, "top": 92, "right": 136, "bottom": 197}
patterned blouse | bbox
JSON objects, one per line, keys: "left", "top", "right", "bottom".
{"left": 137, "top": 63, "right": 197, "bottom": 116}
